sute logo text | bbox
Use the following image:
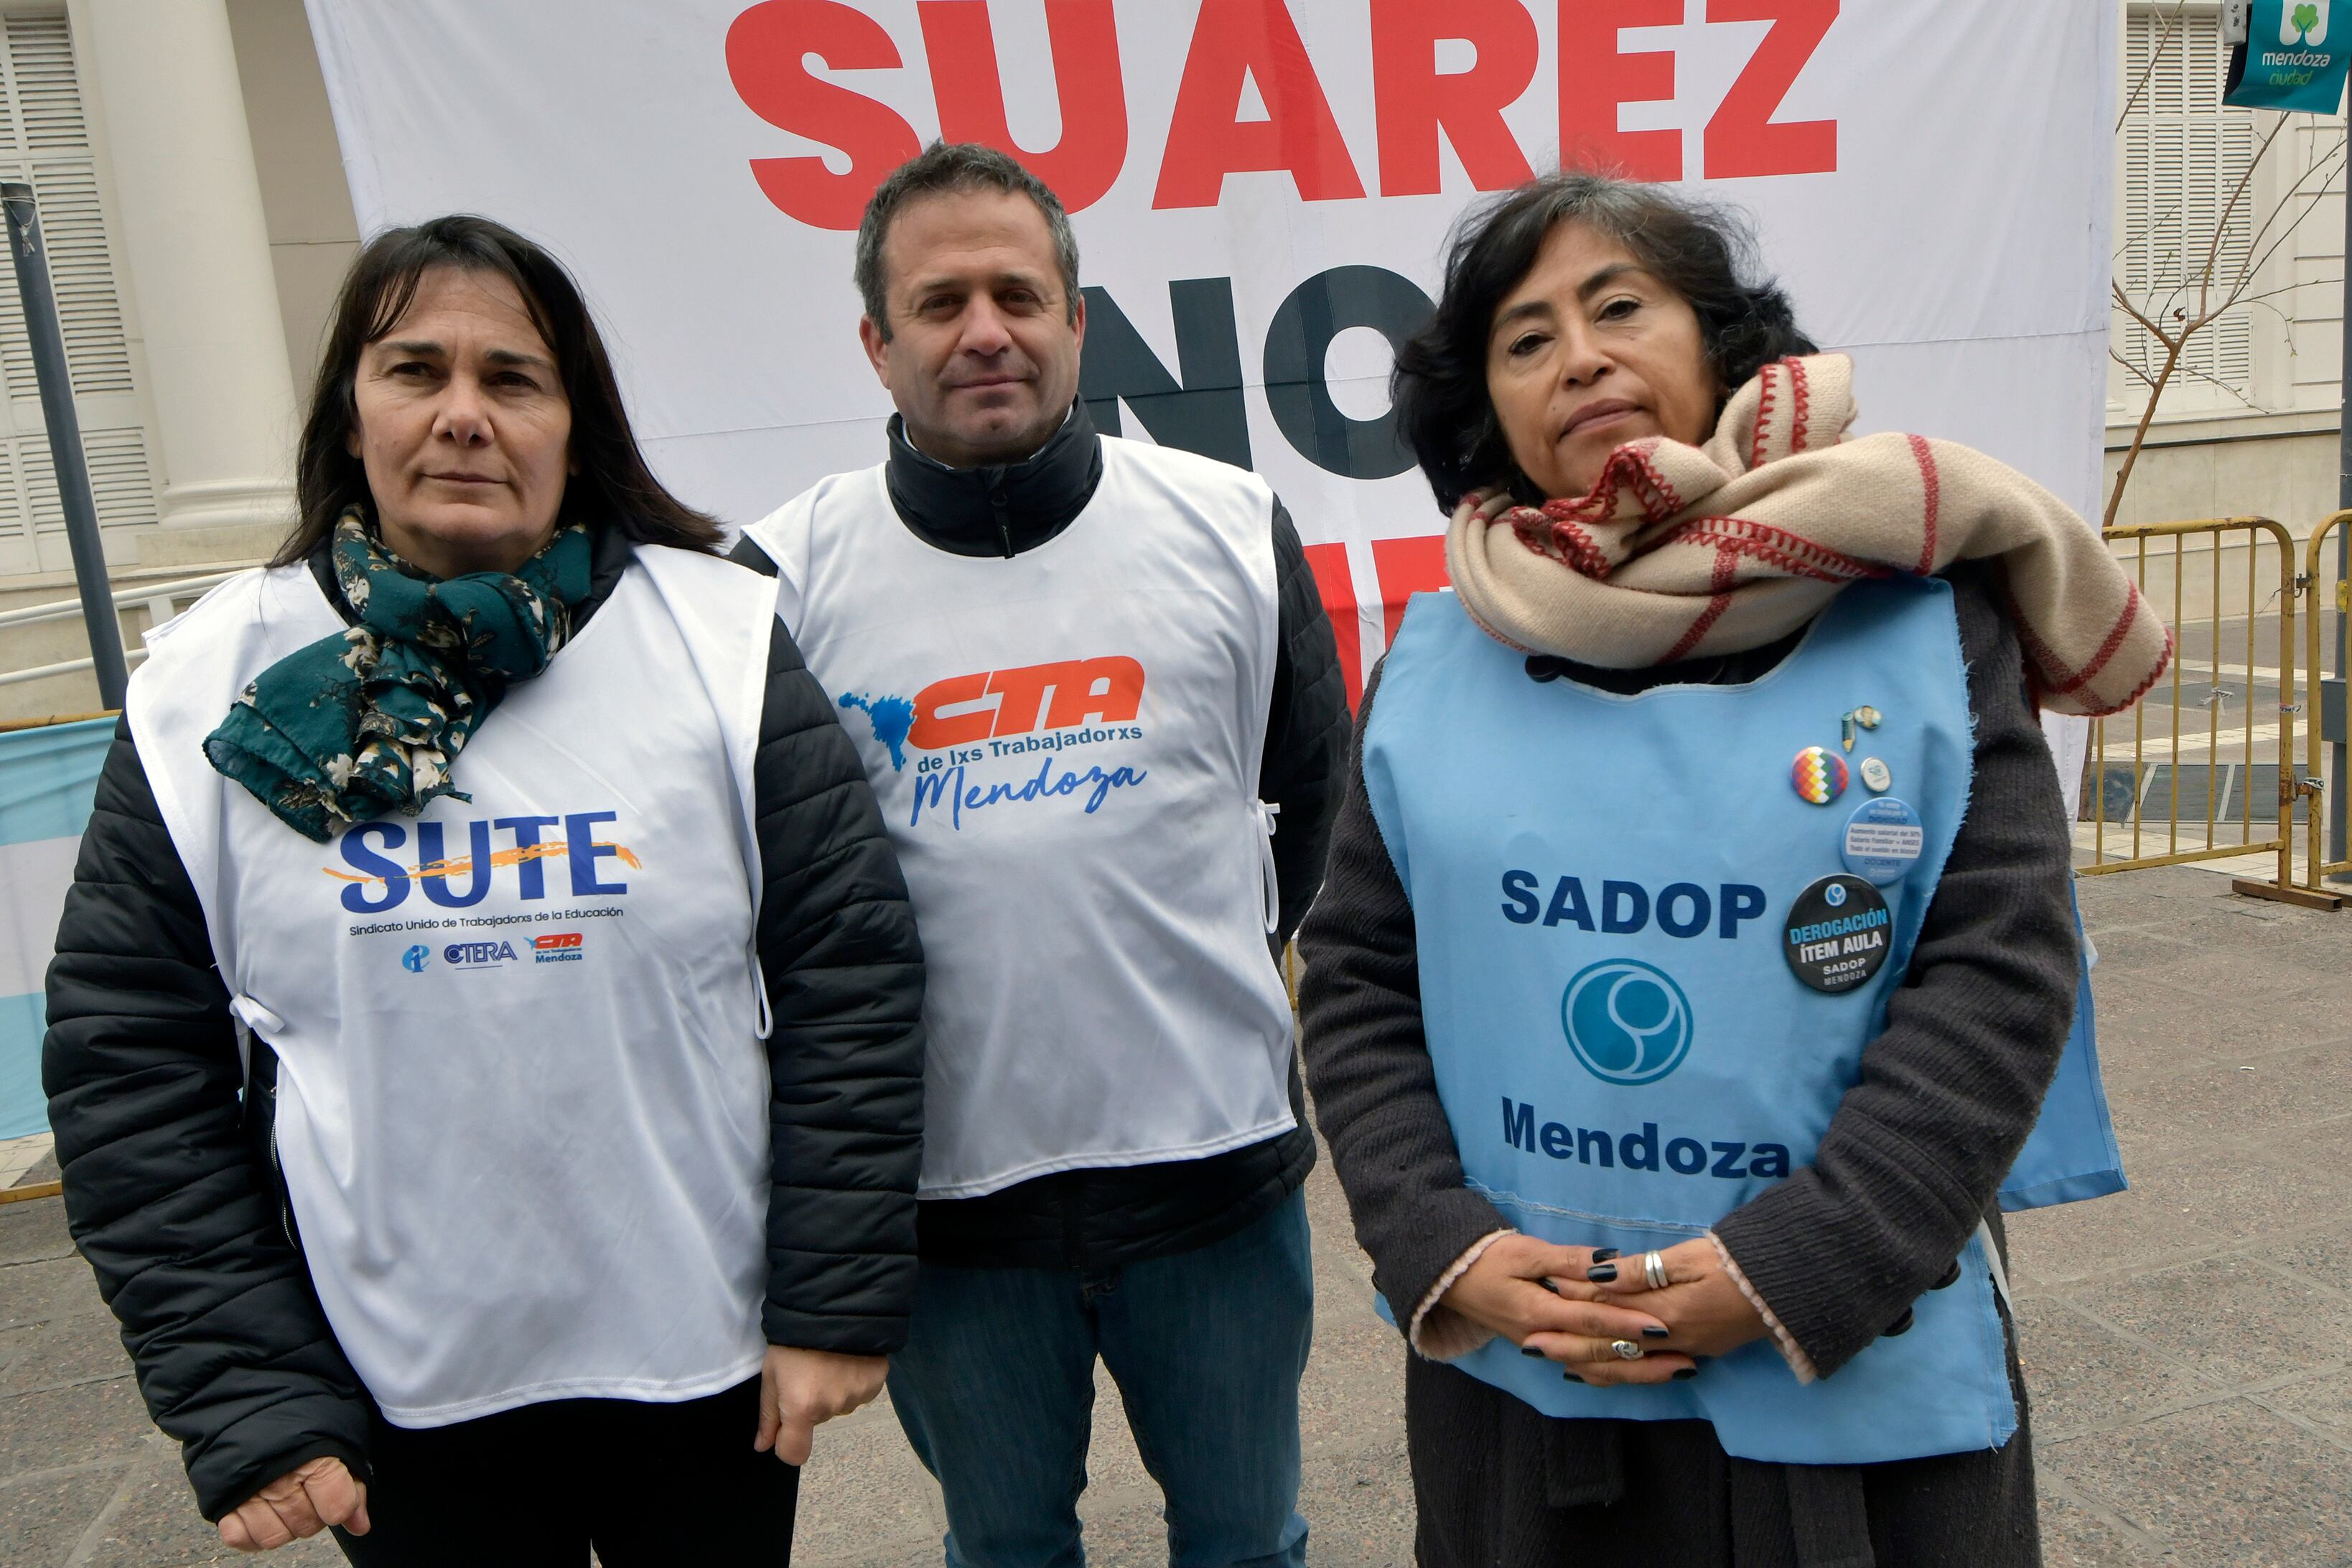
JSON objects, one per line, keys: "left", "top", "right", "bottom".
{"left": 326, "top": 811, "right": 637, "bottom": 915}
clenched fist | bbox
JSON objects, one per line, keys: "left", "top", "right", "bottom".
{"left": 219, "top": 1455, "right": 369, "bottom": 1551}
{"left": 755, "top": 1345, "right": 888, "bottom": 1466}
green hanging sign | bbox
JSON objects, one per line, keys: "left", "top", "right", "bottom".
{"left": 2227, "top": 1, "right": 2352, "bottom": 111}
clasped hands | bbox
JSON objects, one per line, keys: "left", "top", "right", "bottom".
{"left": 1437, "top": 1235, "right": 1768, "bottom": 1385}
{"left": 218, "top": 1346, "right": 885, "bottom": 1552}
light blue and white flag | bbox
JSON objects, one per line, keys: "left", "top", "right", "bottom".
{"left": 0, "top": 717, "right": 111, "bottom": 1138}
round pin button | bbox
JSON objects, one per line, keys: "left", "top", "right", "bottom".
{"left": 1783, "top": 874, "right": 1893, "bottom": 994}
{"left": 1859, "top": 756, "right": 1893, "bottom": 793}
{"left": 1842, "top": 797, "right": 1925, "bottom": 885}
{"left": 1791, "top": 745, "right": 1848, "bottom": 805}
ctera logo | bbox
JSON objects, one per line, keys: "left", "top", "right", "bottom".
{"left": 443, "top": 940, "right": 520, "bottom": 969}
{"left": 1561, "top": 959, "right": 1694, "bottom": 1086}
{"left": 401, "top": 944, "right": 431, "bottom": 973}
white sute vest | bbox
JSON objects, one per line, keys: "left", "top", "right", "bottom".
{"left": 128, "top": 545, "right": 777, "bottom": 1428}
{"left": 741, "top": 436, "right": 1297, "bottom": 1199}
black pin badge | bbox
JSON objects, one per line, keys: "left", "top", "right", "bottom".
{"left": 1782, "top": 874, "right": 1892, "bottom": 994}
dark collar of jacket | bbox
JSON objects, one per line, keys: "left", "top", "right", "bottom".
{"left": 306, "top": 515, "right": 638, "bottom": 633}
{"left": 884, "top": 399, "right": 1105, "bottom": 559}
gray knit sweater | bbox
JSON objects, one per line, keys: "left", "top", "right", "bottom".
{"left": 1297, "top": 564, "right": 2079, "bottom": 1381}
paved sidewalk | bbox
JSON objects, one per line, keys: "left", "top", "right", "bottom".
{"left": 1, "top": 866, "right": 2346, "bottom": 1565}
{"left": 2007, "top": 868, "right": 2352, "bottom": 1567}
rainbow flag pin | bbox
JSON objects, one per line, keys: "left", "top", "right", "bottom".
{"left": 1792, "top": 745, "right": 1849, "bottom": 805}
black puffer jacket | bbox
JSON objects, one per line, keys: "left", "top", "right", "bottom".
{"left": 42, "top": 528, "right": 927, "bottom": 1521}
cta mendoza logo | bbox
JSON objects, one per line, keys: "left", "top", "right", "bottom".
{"left": 401, "top": 944, "right": 431, "bottom": 973}
{"left": 532, "top": 931, "right": 584, "bottom": 963}
{"left": 1561, "top": 959, "right": 1694, "bottom": 1086}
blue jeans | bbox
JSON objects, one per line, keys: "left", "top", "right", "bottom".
{"left": 888, "top": 1187, "right": 1314, "bottom": 1568}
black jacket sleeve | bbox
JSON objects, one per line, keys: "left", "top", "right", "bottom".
{"left": 1296, "top": 662, "right": 1511, "bottom": 1327}
{"left": 1259, "top": 500, "right": 1349, "bottom": 946}
{"left": 1712, "top": 570, "right": 2076, "bottom": 1377}
{"left": 42, "top": 721, "right": 371, "bottom": 1523}
{"left": 752, "top": 619, "right": 928, "bottom": 1355}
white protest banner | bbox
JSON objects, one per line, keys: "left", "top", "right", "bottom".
{"left": 304, "top": 0, "right": 2114, "bottom": 704}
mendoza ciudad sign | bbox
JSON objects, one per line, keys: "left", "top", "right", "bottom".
{"left": 2228, "top": 0, "right": 2352, "bottom": 111}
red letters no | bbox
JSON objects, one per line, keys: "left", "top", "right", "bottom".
{"left": 1368, "top": 0, "right": 1538, "bottom": 197}
{"left": 727, "top": 1, "right": 922, "bottom": 230}
{"left": 1299, "top": 543, "right": 1364, "bottom": 711}
{"left": 1369, "top": 535, "right": 1449, "bottom": 648}
{"left": 1557, "top": 0, "right": 1681, "bottom": 182}
{"left": 1704, "top": 0, "right": 1837, "bottom": 179}
{"left": 919, "top": 0, "right": 1128, "bottom": 213}
{"left": 1153, "top": 0, "right": 1366, "bottom": 209}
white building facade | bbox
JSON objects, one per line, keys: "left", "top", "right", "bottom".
{"left": 0, "top": 0, "right": 352, "bottom": 718}
{"left": 2108, "top": 1, "right": 2351, "bottom": 533}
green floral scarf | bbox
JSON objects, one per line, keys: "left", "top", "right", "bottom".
{"left": 204, "top": 508, "right": 592, "bottom": 841}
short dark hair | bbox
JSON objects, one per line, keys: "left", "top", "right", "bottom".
{"left": 854, "top": 141, "right": 1079, "bottom": 338}
{"left": 274, "top": 213, "right": 722, "bottom": 569}
{"left": 1393, "top": 169, "right": 1816, "bottom": 511}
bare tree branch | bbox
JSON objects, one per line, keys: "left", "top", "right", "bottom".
{"left": 2165, "top": 358, "right": 2269, "bottom": 409}
{"left": 2110, "top": 346, "right": 2162, "bottom": 391}
{"left": 2112, "top": 279, "right": 2170, "bottom": 340}
{"left": 2195, "top": 116, "right": 2290, "bottom": 316}
{"left": 2106, "top": 21, "right": 2343, "bottom": 533}
{"left": 2224, "top": 139, "right": 2347, "bottom": 296}
{"left": 2234, "top": 277, "right": 2343, "bottom": 308}
{"left": 2106, "top": 330, "right": 2186, "bottom": 531}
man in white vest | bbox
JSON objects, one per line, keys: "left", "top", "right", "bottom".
{"left": 734, "top": 142, "right": 1348, "bottom": 1567}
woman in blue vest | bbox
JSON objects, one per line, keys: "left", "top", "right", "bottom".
{"left": 1297, "top": 172, "right": 2163, "bottom": 1565}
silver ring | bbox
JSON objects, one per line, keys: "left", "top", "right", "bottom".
{"left": 1643, "top": 1251, "right": 1669, "bottom": 1290}
{"left": 1610, "top": 1339, "right": 1643, "bottom": 1361}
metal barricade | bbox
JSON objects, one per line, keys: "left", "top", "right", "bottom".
{"left": 2307, "top": 510, "right": 2352, "bottom": 893}
{"left": 2077, "top": 518, "right": 2338, "bottom": 907}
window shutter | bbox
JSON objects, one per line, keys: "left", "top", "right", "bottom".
{"left": 2117, "top": 10, "right": 2262, "bottom": 407}
{"left": 0, "top": 10, "right": 154, "bottom": 574}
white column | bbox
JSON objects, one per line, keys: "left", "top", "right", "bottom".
{"left": 83, "top": 0, "right": 299, "bottom": 531}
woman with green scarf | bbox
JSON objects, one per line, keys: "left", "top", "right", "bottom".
{"left": 42, "top": 216, "right": 928, "bottom": 1563}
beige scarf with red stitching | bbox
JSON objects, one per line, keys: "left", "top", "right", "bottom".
{"left": 1444, "top": 353, "right": 2171, "bottom": 717}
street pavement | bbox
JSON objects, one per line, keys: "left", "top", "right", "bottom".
{"left": 0, "top": 865, "right": 2346, "bottom": 1565}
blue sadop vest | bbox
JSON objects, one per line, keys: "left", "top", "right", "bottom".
{"left": 1363, "top": 579, "right": 2120, "bottom": 1464}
